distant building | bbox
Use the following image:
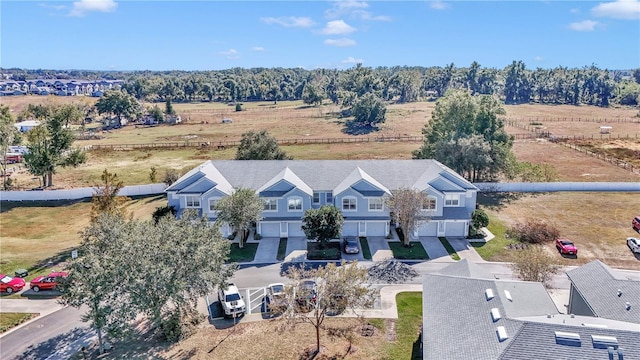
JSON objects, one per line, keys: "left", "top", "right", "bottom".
{"left": 14, "top": 120, "right": 41, "bottom": 132}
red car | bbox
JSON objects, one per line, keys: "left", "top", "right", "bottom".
{"left": 555, "top": 238, "right": 578, "bottom": 256}
{"left": 633, "top": 216, "right": 640, "bottom": 233}
{"left": 1, "top": 274, "right": 26, "bottom": 294}
{"left": 30, "top": 272, "right": 68, "bottom": 292}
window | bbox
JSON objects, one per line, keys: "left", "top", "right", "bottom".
{"left": 326, "top": 192, "right": 333, "bottom": 203}
{"left": 313, "top": 192, "right": 320, "bottom": 204}
{"left": 185, "top": 195, "right": 200, "bottom": 208}
{"left": 369, "top": 198, "right": 383, "bottom": 211}
{"left": 422, "top": 196, "right": 436, "bottom": 210}
{"left": 264, "top": 199, "right": 277, "bottom": 211}
{"left": 342, "top": 197, "right": 357, "bottom": 211}
{"left": 209, "top": 198, "right": 219, "bottom": 211}
{"left": 445, "top": 194, "right": 459, "bottom": 206}
{"left": 288, "top": 197, "right": 302, "bottom": 211}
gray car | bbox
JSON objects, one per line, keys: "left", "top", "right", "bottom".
{"left": 343, "top": 237, "right": 360, "bottom": 254}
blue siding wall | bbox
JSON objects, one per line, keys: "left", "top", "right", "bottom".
{"left": 261, "top": 188, "right": 312, "bottom": 219}
{"left": 351, "top": 180, "right": 382, "bottom": 192}
{"left": 336, "top": 188, "right": 389, "bottom": 219}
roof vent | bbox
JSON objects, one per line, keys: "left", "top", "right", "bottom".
{"left": 592, "top": 335, "right": 618, "bottom": 349}
{"left": 496, "top": 326, "right": 508, "bottom": 342}
{"left": 485, "top": 288, "right": 495, "bottom": 300}
{"left": 609, "top": 347, "right": 616, "bottom": 360}
{"left": 617, "top": 289, "right": 622, "bottom": 297}
{"left": 491, "top": 308, "right": 501, "bottom": 322}
{"left": 570, "top": 313, "right": 575, "bottom": 318}
{"left": 618, "top": 348, "right": 624, "bottom": 360}
{"left": 554, "top": 331, "right": 581, "bottom": 347}
{"left": 504, "top": 290, "right": 512, "bottom": 301}
{"left": 625, "top": 302, "right": 631, "bottom": 310}
{"left": 546, "top": 313, "right": 552, "bottom": 318}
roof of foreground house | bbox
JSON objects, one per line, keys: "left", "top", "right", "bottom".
{"left": 165, "top": 160, "right": 478, "bottom": 194}
{"left": 422, "top": 261, "right": 640, "bottom": 360}
{"left": 565, "top": 260, "right": 640, "bottom": 324}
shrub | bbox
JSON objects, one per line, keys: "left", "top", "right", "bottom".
{"left": 163, "top": 169, "right": 180, "bottom": 185}
{"left": 506, "top": 220, "right": 560, "bottom": 244}
{"left": 152, "top": 205, "right": 176, "bottom": 224}
{"left": 235, "top": 103, "right": 242, "bottom": 111}
{"left": 254, "top": 233, "right": 262, "bottom": 240}
{"left": 472, "top": 209, "right": 489, "bottom": 229}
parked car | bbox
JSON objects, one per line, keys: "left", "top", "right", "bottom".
{"left": 266, "top": 283, "right": 288, "bottom": 312}
{"left": 0, "top": 274, "right": 26, "bottom": 294}
{"left": 627, "top": 237, "right": 640, "bottom": 254}
{"left": 218, "top": 283, "right": 245, "bottom": 319}
{"left": 343, "top": 237, "right": 360, "bottom": 254}
{"left": 295, "top": 280, "right": 317, "bottom": 311}
{"left": 555, "top": 238, "right": 578, "bottom": 256}
{"left": 633, "top": 216, "right": 640, "bottom": 233}
{"left": 30, "top": 272, "right": 68, "bottom": 292}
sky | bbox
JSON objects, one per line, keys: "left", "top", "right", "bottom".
{"left": 1, "top": 0, "right": 639, "bottom": 71}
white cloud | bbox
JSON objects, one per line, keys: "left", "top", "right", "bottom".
{"left": 534, "top": 56, "right": 544, "bottom": 62}
{"left": 219, "top": 49, "right": 239, "bottom": 59}
{"left": 321, "top": 20, "right": 356, "bottom": 35}
{"left": 430, "top": 1, "right": 449, "bottom": 10}
{"left": 351, "top": 10, "right": 392, "bottom": 21}
{"left": 252, "top": 46, "right": 265, "bottom": 51}
{"left": 325, "top": 1, "right": 368, "bottom": 18}
{"left": 261, "top": 16, "right": 315, "bottom": 28}
{"left": 568, "top": 20, "right": 599, "bottom": 31}
{"left": 592, "top": 0, "right": 640, "bottom": 20}
{"left": 324, "top": 38, "right": 357, "bottom": 47}
{"left": 570, "top": 8, "right": 580, "bottom": 14}
{"left": 342, "top": 56, "right": 363, "bottom": 64}
{"left": 69, "top": 0, "right": 117, "bottom": 17}
{"left": 39, "top": 3, "right": 67, "bottom": 11}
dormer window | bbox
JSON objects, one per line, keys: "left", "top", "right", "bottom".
{"left": 342, "top": 197, "right": 357, "bottom": 211}
{"left": 288, "top": 197, "right": 302, "bottom": 211}
{"left": 209, "top": 198, "right": 220, "bottom": 212}
{"left": 369, "top": 198, "right": 383, "bottom": 211}
{"left": 185, "top": 195, "right": 200, "bottom": 208}
{"left": 264, "top": 199, "right": 277, "bottom": 211}
{"left": 445, "top": 194, "right": 460, "bottom": 206}
{"left": 313, "top": 192, "right": 320, "bottom": 204}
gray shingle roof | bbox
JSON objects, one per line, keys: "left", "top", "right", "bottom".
{"left": 437, "top": 258, "right": 495, "bottom": 279}
{"left": 566, "top": 260, "right": 640, "bottom": 324}
{"left": 422, "top": 273, "right": 558, "bottom": 360}
{"left": 207, "top": 160, "right": 477, "bottom": 192}
{"left": 499, "top": 321, "right": 640, "bottom": 360}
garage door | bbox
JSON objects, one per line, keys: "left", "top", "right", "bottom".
{"left": 366, "top": 222, "right": 387, "bottom": 236}
{"left": 445, "top": 221, "right": 467, "bottom": 237}
{"left": 288, "top": 222, "right": 305, "bottom": 237}
{"left": 342, "top": 222, "right": 358, "bottom": 236}
{"left": 417, "top": 221, "right": 438, "bottom": 236}
{"left": 260, "top": 222, "right": 280, "bottom": 237}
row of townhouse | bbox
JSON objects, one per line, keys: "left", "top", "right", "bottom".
{"left": 165, "top": 160, "right": 479, "bottom": 239}
{"left": 0, "top": 79, "right": 123, "bottom": 97}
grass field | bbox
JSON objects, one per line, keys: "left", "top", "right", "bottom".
{"left": 388, "top": 242, "right": 429, "bottom": 260}
{"left": 0, "top": 313, "right": 38, "bottom": 333}
{"left": 382, "top": 292, "right": 423, "bottom": 360}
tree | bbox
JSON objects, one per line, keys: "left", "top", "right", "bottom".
{"left": 302, "top": 81, "right": 325, "bottom": 106}
{"left": 90, "top": 169, "right": 130, "bottom": 221}
{"left": 95, "top": 89, "right": 141, "bottom": 127}
{"left": 385, "top": 188, "right": 429, "bottom": 246}
{"left": 278, "top": 261, "right": 377, "bottom": 355}
{"left": 471, "top": 208, "right": 489, "bottom": 229}
{"left": 214, "top": 188, "right": 264, "bottom": 248}
{"left": 510, "top": 245, "right": 561, "bottom": 288}
{"left": 23, "top": 104, "right": 84, "bottom": 187}
{"left": 301, "top": 206, "right": 344, "bottom": 247}
{"left": 351, "top": 93, "right": 386, "bottom": 128}
{"left": 128, "top": 211, "right": 235, "bottom": 341}
{"left": 413, "top": 90, "right": 513, "bottom": 181}
{"left": 235, "top": 130, "right": 292, "bottom": 160}
{"left": 60, "top": 214, "right": 138, "bottom": 354}
{"left": 0, "top": 105, "right": 18, "bottom": 190}
{"left": 165, "top": 98, "right": 175, "bottom": 115}
{"left": 148, "top": 104, "right": 164, "bottom": 123}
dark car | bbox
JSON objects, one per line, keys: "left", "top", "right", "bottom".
{"left": 633, "top": 216, "right": 640, "bottom": 233}
{"left": 295, "top": 280, "right": 317, "bottom": 311}
{"left": 343, "top": 237, "right": 360, "bottom": 254}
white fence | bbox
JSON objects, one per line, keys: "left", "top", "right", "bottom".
{"left": 474, "top": 182, "right": 640, "bottom": 193}
{"left": 0, "top": 183, "right": 167, "bottom": 201}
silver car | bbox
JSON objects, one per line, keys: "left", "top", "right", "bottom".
{"left": 343, "top": 237, "right": 360, "bottom": 254}
{"left": 627, "top": 237, "right": 640, "bottom": 254}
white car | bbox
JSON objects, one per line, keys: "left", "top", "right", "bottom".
{"left": 218, "top": 283, "right": 245, "bottom": 319}
{"left": 627, "top": 237, "right": 640, "bottom": 254}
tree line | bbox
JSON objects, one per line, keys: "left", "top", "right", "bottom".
{"left": 4, "top": 62, "right": 640, "bottom": 106}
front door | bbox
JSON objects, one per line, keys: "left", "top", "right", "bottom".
{"left": 280, "top": 222, "right": 288, "bottom": 238}
{"left": 358, "top": 221, "right": 366, "bottom": 236}
{"left": 437, "top": 221, "right": 446, "bottom": 236}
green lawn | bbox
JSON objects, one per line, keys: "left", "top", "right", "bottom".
{"left": 360, "top": 237, "right": 372, "bottom": 260}
{"left": 227, "top": 243, "right": 258, "bottom": 263}
{"left": 307, "top": 242, "right": 341, "bottom": 260}
{"left": 384, "top": 292, "right": 423, "bottom": 360}
{"left": 438, "top": 237, "right": 460, "bottom": 260}
{"left": 0, "top": 312, "right": 38, "bottom": 333}
{"left": 276, "top": 238, "right": 288, "bottom": 261}
{"left": 388, "top": 242, "right": 429, "bottom": 260}
{"left": 470, "top": 214, "right": 515, "bottom": 261}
